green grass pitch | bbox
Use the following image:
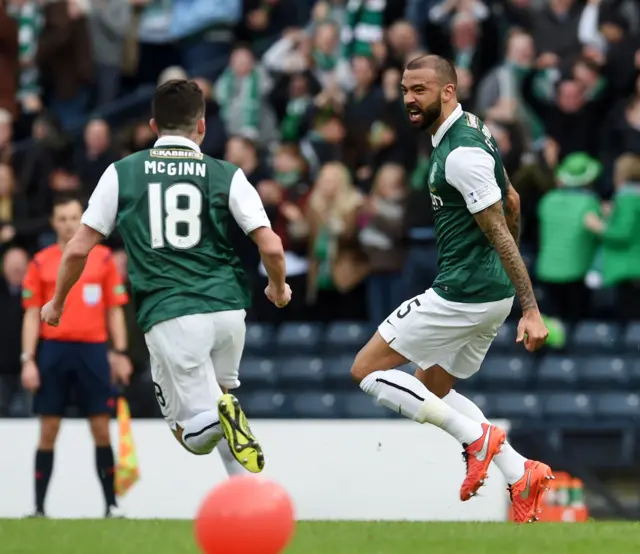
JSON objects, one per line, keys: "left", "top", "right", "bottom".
{"left": 2, "top": 520, "right": 640, "bottom": 554}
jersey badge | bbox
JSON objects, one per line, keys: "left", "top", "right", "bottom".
{"left": 83, "top": 284, "right": 103, "bottom": 306}
{"left": 429, "top": 162, "right": 438, "bottom": 187}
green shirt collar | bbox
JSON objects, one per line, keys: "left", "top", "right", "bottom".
{"left": 432, "top": 104, "right": 463, "bottom": 148}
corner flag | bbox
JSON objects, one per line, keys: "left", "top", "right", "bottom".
{"left": 115, "top": 397, "right": 140, "bottom": 497}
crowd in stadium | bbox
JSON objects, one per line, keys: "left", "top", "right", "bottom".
{"left": 0, "top": 0, "right": 639, "bottom": 416}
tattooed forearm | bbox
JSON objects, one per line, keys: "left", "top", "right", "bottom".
{"left": 503, "top": 171, "right": 521, "bottom": 248}
{"left": 474, "top": 202, "right": 538, "bottom": 312}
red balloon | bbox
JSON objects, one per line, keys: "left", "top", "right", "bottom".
{"left": 194, "top": 475, "right": 295, "bottom": 554}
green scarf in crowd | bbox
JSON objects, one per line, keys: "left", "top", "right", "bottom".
{"left": 342, "top": 0, "right": 386, "bottom": 59}
{"left": 280, "top": 97, "right": 311, "bottom": 143}
{"left": 216, "top": 68, "right": 261, "bottom": 133}
{"left": 314, "top": 227, "right": 335, "bottom": 290}
{"left": 313, "top": 49, "right": 338, "bottom": 71}
{"left": 8, "top": 1, "right": 42, "bottom": 100}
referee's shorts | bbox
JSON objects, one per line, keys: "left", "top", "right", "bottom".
{"left": 35, "top": 340, "right": 116, "bottom": 417}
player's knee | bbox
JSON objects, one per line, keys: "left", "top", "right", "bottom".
{"left": 350, "top": 351, "right": 372, "bottom": 384}
{"left": 415, "top": 365, "right": 455, "bottom": 399}
{"left": 89, "top": 416, "right": 112, "bottom": 447}
{"left": 39, "top": 417, "right": 61, "bottom": 450}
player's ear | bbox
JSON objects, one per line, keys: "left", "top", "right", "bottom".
{"left": 149, "top": 119, "right": 159, "bottom": 136}
{"left": 442, "top": 83, "right": 455, "bottom": 102}
{"left": 196, "top": 118, "right": 206, "bottom": 136}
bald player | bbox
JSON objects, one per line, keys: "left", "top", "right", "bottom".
{"left": 350, "top": 55, "right": 553, "bottom": 523}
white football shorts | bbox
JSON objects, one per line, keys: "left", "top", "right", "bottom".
{"left": 144, "top": 310, "right": 246, "bottom": 429}
{"left": 378, "top": 288, "right": 514, "bottom": 379}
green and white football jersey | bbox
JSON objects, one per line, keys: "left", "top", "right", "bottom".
{"left": 82, "top": 136, "right": 271, "bottom": 332}
{"left": 426, "top": 104, "right": 515, "bottom": 303}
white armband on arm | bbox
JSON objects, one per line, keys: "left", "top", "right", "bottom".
{"left": 445, "top": 147, "right": 502, "bottom": 214}
{"left": 228, "top": 169, "right": 271, "bottom": 234}
{"left": 81, "top": 163, "right": 119, "bottom": 237}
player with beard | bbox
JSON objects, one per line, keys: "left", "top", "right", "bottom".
{"left": 350, "top": 55, "right": 554, "bottom": 523}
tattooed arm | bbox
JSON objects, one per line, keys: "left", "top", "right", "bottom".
{"left": 446, "top": 147, "right": 547, "bottom": 350}
{"left": 473, "top": 201, "right": 537, "bottom": 312}
{"left": 503, "top": 170, "right": 521, "bottom": 248}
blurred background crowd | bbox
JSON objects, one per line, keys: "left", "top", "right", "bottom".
{"left": 1, "top": 0, "right": 640, "bottom": 420}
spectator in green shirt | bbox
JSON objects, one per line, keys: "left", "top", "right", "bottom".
{"left": 585, "top": 154, "right": 640, "bottom": 323}
{"left": 536, "top": 152, "right": 603, "bottom": 322}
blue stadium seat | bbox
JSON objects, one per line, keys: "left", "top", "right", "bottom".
{"left": 324, "top": 355, "right": 355, "bottom": 389}
{"left": 543, "top": 393, "right": 594, "bottom": 421}
{"left": 570, "top": 321, "right": 621, "bottom": 353}
{"left": 7, "top": 390, "right": 32, "bottom": 418}
{"left": 277, "top": 357, "right": 326, "bottom": 389}
{"left": 594, "top": 393, "right": 640, "bottom": 421}
{"left": 244, "top": 323, "right": 275, "bottom": 355}
{"left": 579, "top": 357, "right": 629, "bottom": 389}
{"left": 239, "top": 391, "right": 288, "bottom": 418}
{"left": 325, "top": 321, "right": 372, "bottom": 353}
{"left": 341, "top": 392, "right": 391, "bottom": 418}
{"left": 239, "top": 358, "right": 277, "bottom": 389}
{"left": 623, "top": 322, "right": 640, "bottom": 353}
{"left": 490, "top": 321, "right": 517, "bottom": 352}
{"left": 276, "top": 323, "right": 323, "bottom": 354}
{"left": 537, "top": 356, "right": 578, "bottom": 389}
{"left": 629, "top": 358, "right": 640, "bottom": 386}
{"left": 465, "top": 393, "right": 496, "bottom": 418}
{"left": 480, "top": 355, "right": 533, "bottom": 389}
{"left": 492, "top": 393, "right": 542, "bottom": 420}
{"left": 290, "top": 393, "right": 339, "bottom": 418}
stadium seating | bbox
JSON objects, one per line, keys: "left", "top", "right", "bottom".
{"left": 537, "top": 356, "right": 578, "bottom": 389}
{"left": 6, "top": 390, "right": 31, "bottom": 418}
{"left": 230, "top": 320, "right": 640, "bottom": 426}
{"left": 491, "top": 393, "right": 543, "bottom": 421}
{"left": 324, "top": 322, "right": 372, "bottom": 353}
{"left": 239, "top": 358, "right": 278, "bottom": 389}
{"left": 324, "top": 355, "right": 356, "bottom": 389}
{"left": 543, "top": 393, "right": 594, "bottom": 422}
{"left": 277, "top": 357, "right": 326, "bottom": 389}
{"left": 340, "top": 392, "right": 392, "bottom": 419}
{"left": 580, "top": 357, "right": 629, "bottom": 389}
{"left": 490, "top": 320, "right": 518, "bottom": 352}
{"left": 593, "top": 393, "right": 640, "bottom": 422}
{"left": 237, "top": 391, "right": 288, "bottom": 418}
{"left": 290, "top": 392, "right": 339, "bottom": 418}
{"left": 629, "top": 358, "right": 640, "bottom": 386}
{"left": 478, "top": 355, "right": 534, "bottom": 390}
{"left": 623, "top": 322, "right": 640, "bottom": 353}
{"left": 2, "top": 319, "right": 639, "bottom": 427}
{"left": 245, "top": 323, "right": 276, "bottom": 355}
{"left": 570, "top": 321, "right": 621, "bottom": 353}
{"left": 276, "top": 323, "right": 324, "bottom": 354}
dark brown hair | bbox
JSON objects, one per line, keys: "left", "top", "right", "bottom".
{"left": 152, "top": 80, "right": 205, "bottom": 133}
{"left": 405, "top": 54, "right": 458, "bottom": 87}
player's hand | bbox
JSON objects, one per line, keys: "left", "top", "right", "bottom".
{"left": 109, "top": 352, "right": 133, "bottom": 386}
{"left": 516, "top": 310, "right": 549, "bottom": 352}
{"left": 21, "top": 360, "right": 40, "bottom": 393}
{"left": 40, "top": 300, "right": 63, "bottom": 327}
{"left": 265, "top": 282, "right": 292, "bottom": 308}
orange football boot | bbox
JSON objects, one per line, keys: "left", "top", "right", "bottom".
{"left": 509, "top": 460, "right": 554, "bottom": 523}
{"left": 460, "top": 423, "right": 506, "bottom": 501}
